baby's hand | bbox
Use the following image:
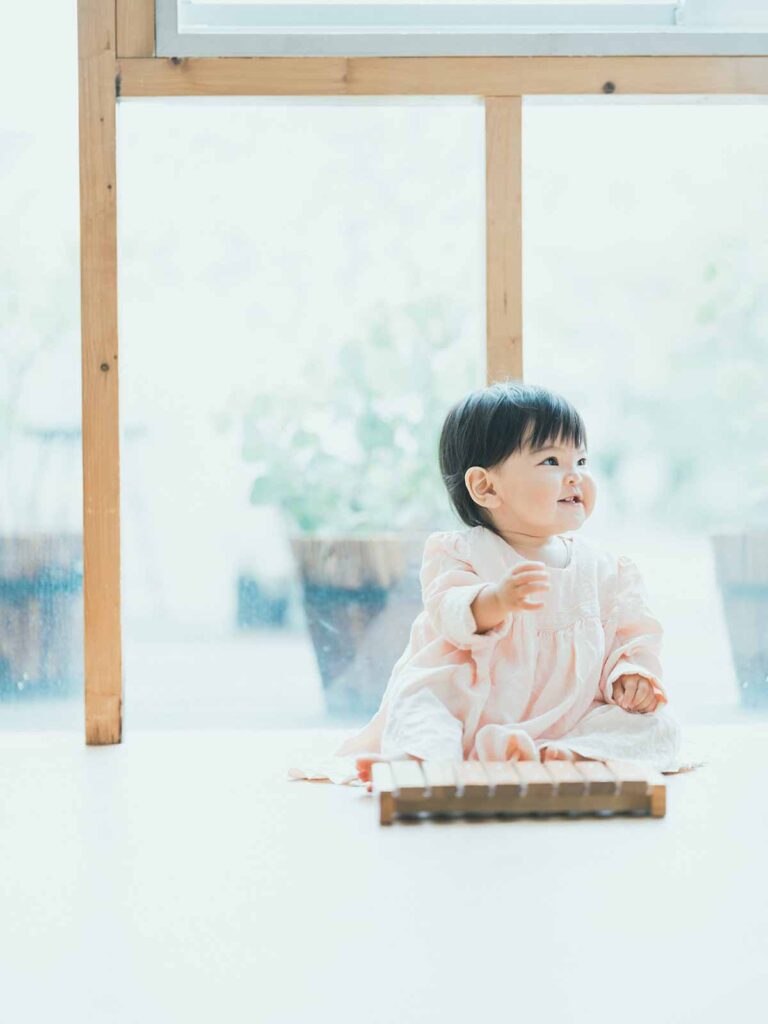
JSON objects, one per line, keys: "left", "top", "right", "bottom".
{"left": 494, "top": 561, "right": 551, "bottom": 614}
{"left": 612, "top": 673, "right": 665, "bottom": 713}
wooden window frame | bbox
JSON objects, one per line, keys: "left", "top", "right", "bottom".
{"left": 77, "top": 0, "right": 768, "bottom": 743}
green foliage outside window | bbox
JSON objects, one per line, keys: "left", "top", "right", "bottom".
{"left": 238, "top": 256, "right": 768, "bottom": 537}
{"left": 241, "top": 297, "right": 478, "bottom": 535}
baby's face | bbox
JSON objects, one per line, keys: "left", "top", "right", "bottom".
{"left": 488, "top": 438, "right": 596, "bottom": 535}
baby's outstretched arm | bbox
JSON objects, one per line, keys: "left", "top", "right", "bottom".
{"left": 353, "top": 532, "right": 535, "bottom": 784}
{"left": 471, "top": 561, "right": 551, "bottom": 633}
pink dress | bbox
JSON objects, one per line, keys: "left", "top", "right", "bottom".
{"left": 333, "top": 526, "right": 682, "bottom": 773}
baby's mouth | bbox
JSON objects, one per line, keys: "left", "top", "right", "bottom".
{"left": 558, "top": 497, "right": 583, "bottom": 505}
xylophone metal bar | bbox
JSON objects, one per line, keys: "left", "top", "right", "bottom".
{"left": 371, "top": 758, "right": 666, "bottom": 825}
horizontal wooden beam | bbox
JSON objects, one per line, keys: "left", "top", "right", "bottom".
{"left": 117, "top": 55, "right": 768, "bottom": 97}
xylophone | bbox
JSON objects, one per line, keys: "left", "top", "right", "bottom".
{"left": 371, "top": 758, "right": 666, "bottom": 825}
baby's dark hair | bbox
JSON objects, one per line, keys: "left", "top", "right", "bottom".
{"left": 438, "top": 380, "right": 587, "bottom": 537}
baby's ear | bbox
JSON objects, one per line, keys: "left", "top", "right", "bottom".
{"left": 464, "top": 466, "right": 499, "bottom": 508}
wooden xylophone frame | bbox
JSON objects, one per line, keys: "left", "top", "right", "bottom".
{"left": 371, "top": 758, "right": 666, "bottom": 824}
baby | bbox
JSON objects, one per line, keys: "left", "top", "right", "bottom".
{"left": 335, "top": 380, "right": 682, "bottom": 787}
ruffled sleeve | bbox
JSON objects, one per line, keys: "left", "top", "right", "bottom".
{"left": 420, "top": 531, "right": 514, "bottom": 651}
{"left": 598, "top": 554, "right": 669, "bottom": 706}
{"left": 373, "top": 531, "right": 511, "bottom": 762}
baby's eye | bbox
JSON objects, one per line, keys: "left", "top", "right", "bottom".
{"left": 541, "top": 457, "right": 588, "bottom": 466}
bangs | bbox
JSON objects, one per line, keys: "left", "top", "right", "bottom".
{"left": 481, "top": 383, "right": 587, "bottom": 469}
{"left": 516, "top": 405, "right": 587, "bottom": 460}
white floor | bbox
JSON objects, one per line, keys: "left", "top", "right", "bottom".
{"left": 1, "top": 723, "right": 765, "bottom": 1024}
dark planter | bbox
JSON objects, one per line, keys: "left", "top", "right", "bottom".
{"left": 236, "top": 575, "right": 289, "bottom": 629}
{"left": 290, "top": 532, "right": 428, "bottom": 716}
{"left": 711, "top": 531, "right": 768, "bottom": 709}
{"left": 0, "top": 534, "right": 83, "bottom": 699}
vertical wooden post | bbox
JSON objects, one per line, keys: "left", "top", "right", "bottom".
{"left": 77, "top": 0, "right": 123, "bottom": 744}
{"left": 485, "top": 96, "right": 523, "bottom": 384}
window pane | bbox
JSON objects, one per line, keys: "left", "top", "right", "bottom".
{"left": 179, "top": 0, "right": 679, "bottom": 30}
{"left": 523, "top": 99, "right": 768, "bottom": 723}
{"left": 0, "top": 0, "right": 83, "bottom": 731}
{"left": 118, "top": 97, "right": 484, "bottom": 728}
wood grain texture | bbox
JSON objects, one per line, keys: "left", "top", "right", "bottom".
{"left": 118, "top": 55, "right": 768, "bottom": 97}
{"left": 117, "top": 0, "right": 154, "bottom": 58}
{"left": 485, "top": 96, "right": 522, "bottom": 385}
{"left": 78, "top": 0, "right": 123, "bottom": 745}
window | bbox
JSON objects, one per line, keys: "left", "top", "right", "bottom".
{"left": 524, "top": 97, "right": 768, "bottom": 722}
{"left": 117, "top": 96, "right": 484, "bottom": 728}
{"left": 0, "top": 0, "right": 83, "bottom": 730}
{"left": 156, "top": 0, "right": 768, "bottom": 57}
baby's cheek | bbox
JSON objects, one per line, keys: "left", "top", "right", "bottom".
{"left": 582, "top": 479, "right": 598, "bottom": 515}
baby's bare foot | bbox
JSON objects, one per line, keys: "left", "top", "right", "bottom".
{"left": 355, "top": 754, "right": 390, "bottom": 788}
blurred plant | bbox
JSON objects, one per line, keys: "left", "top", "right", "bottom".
{"left": 238, "top": 297, "right": 481, "bottom": 535}
{"left": 0, "top": 256, "right": 75, "bottom": 446}
{"left": 676, "top": 253, "right": 768, "bottom": 529}
{"left": 233, "top": 250, "right": 768, "bottom": 537}
{"left": 604, "top": 248, "right": 768, "bottom": 532}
